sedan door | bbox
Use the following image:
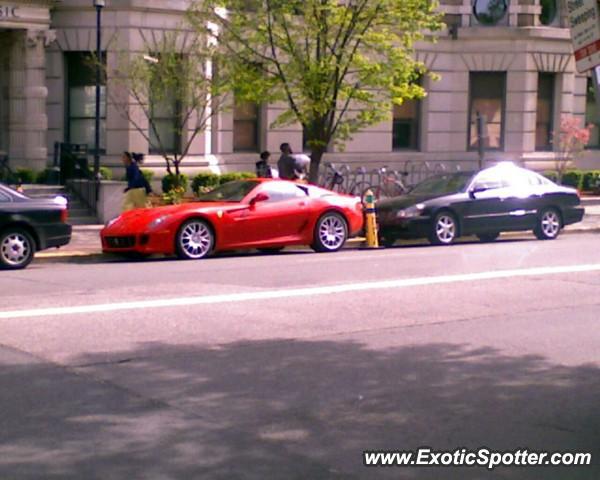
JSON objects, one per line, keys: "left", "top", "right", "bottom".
{"left": 462, "top": 170, "right": 513, "bottom": 234}
{"left": 498, "top": 170, "right": 545, "bottom": 230}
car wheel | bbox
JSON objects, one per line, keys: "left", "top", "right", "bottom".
{"left": 312, "top": 212, "right": 348, "bottom": 252}
{"left": 534, "top": 208, "right": 561, "bottom": 240}
{"left": 429, "top": 211, "right": 458, "bottom": 245}
{"left": 477, "top": 232, "right": 500, "bottom": 243}
{"left": 176, "top": 219, "right": 214, "bottom": 260}
{"left": 0, "top": 228, "right": 35, "bottom": 270}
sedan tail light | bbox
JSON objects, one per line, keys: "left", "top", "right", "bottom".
{"left": 60, "top": 208, "right": 68, "bottom": 223}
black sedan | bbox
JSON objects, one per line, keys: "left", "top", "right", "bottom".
{"left": 0, "top": 183, "right": 72, "bottom": 269}
{"left": 376, "top": 163, "right": 585, "bottom": 246}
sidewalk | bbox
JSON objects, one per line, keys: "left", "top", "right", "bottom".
{"left": 36, "top": 204, "right": 600, "bottom": 262}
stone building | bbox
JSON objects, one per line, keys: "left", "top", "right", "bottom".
{"left": 0, "top": 0, "right": 598, "bottom": 175}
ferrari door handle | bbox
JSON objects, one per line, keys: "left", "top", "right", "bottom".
{"left": 298, "top": 201, "right": 307, "bottom": 206}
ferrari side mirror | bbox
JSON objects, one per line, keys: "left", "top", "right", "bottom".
{"left": 250, "top": 192, "right": 269, "bottom": 206}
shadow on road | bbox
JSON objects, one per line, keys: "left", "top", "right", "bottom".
{"left": 1, "top": 340, "right": 599, "bottom": 479}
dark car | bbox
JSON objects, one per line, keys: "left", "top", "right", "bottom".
{"left": 376, "top": 163, "right": 585, "bottom": 246}
{"left": 0, "top": 183, "right": 72, "bottom": 269}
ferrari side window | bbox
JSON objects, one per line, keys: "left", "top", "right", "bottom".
{"left": 0, "top": 190, "right": 10, "bottom": 202}
{"left": 262, "top": 183, "right": 307, "bottom": 203}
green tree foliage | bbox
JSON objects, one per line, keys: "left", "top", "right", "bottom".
{"left": 107, "top": 29, "right": 232, "bottom": 178}
{"left": 189, "top": 0, "right": 443, "bottom": 181}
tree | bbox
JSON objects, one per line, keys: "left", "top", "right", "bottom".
{"left": 554, "top": 115, "right": 592, "bottom": 183}
{"left": 106, "top": 29, "right": 230, "bottom": 186}
{"left": 189, "top": 0, "right": 443, "bottom": 182}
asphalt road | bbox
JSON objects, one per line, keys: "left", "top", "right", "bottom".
{"left": 1, "top": 233, "right": 600, "bottom": 479}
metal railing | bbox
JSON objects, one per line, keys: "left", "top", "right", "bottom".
{"left": 317, "top": 160, "right": 462, "bottom": 199}
{"left": 54, "top": 142, "right": 99, "bottom": 213}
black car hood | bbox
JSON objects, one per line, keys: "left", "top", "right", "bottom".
{"left": 377, "top": 193, "right": 445, "bottom": 211}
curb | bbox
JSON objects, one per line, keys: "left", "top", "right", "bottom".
{"left": 34, "top": 226, "right": 600, "bottom": 264}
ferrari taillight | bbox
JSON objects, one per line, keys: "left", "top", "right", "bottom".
{"left": 60, "top": 208, "right": 68, "bottom": 223}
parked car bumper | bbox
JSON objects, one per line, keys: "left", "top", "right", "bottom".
{"left": 39, "top": 223, "right": 72, "bottom": 250}
{"left": 563, "top": 206, "right": 585, "bottom": 226}
{"left": 101, "top": 229, "right": 173, "bottom": 255}
{"left": 378, "top": 216, "right": 432, "bottom": 239}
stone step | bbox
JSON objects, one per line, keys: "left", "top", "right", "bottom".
{"left": 69, "top": 208, "right": 93, "bottom": 217}
{"left": 68, "top": 215, "right": 100, "bottom": 226}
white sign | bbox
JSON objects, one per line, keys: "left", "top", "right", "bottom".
{"left": 567, "top": 0, "right": 600, "bottom": 72}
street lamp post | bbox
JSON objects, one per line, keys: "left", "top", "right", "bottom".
{"left": 93, "top": 0, "right": 105, "bottom": 182}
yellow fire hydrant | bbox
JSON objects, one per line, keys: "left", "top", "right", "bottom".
{"left": 364, "top": 189, "right": 379, "bottom": 248}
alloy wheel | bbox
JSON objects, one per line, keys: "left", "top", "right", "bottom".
{"left": 319, "top": 215, "right": 346, "bottom": 250}
{"left": 178, "top": 220, "right": 213, "bottom": 259}
{"left": 1, "top": 231, "right": 33, "bottom": 268}
{"left": 435, "top": 214, "right": 456, "bottom": 244}
{"left": 541, "top": 210, "right": 560, "bottom": 238}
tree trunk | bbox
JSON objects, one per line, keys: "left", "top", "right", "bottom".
{"left": 309, "top": 147, "right": 325, "bottom": 184}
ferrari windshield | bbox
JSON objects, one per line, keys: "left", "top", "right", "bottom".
{"left": 409, "top": 172, "right": 474, "bottom": 196}
{"left": 196, "top": 180, "right": 260, "bottom": 202}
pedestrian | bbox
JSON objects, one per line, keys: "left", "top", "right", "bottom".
{"left": 277, "top": 143, "right": 297, "bottom": 180}
{"left": 255, "top": 151, "right": 273, "bottom": 178}
{"left": 122, "top": 151, "right": 151, "bottom": 211}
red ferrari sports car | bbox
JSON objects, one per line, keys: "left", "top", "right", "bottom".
{"left": 101, "top": 179, "right": 364, "bottom": 259}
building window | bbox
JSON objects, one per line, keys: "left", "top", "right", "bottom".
{"left": 393, "top": 99, "right": 420, "bottom": 150}
{"left": 540, "top": 0, "right": 557, "bottom": 25}
{"left": 149, "top": 89, "right": 181, "bottom": 155}
{"left": 233, "top": 99, "right": 259, "bottom": 152}
{"left": 66, "top": 52, "right": 106, "bottom": 152}
{"left": 469, "top": 72, "right": 506, "bottom": 150}
{"left": 536, "top": 73, "right": 555, "bottom": 151}
{"left": 472, "top": 0, "right": 508, "bottom": 26}
{"left": 586, "top": 77, "right": 600, "bottom": 148}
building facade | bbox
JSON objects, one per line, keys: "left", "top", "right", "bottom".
{"left": 0, "top": 0, "right": 599, "bottom": 176}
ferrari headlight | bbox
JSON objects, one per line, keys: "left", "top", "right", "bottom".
{"left": 105, "top": 216, "right": 121, "bottom": 228}
{"left": 396, "top": 203, "right": 425, "bottom": 219}
{"left": 148, "top": 215, "right": 168, "bottom": 230}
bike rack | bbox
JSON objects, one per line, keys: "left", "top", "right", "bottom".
{"left": 318, "top": 160, "right": 462, "bottom": 199}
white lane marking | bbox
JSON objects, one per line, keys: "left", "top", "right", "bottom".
{"left": 1, "top": 263, "right": 600, "bottom": 320}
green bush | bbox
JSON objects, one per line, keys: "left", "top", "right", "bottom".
{"left": 582, "top": 170, "right": 600, "bottom": 191}
{"left": 35, "top": 168, "right": 59, "bottom": 184}
{"left": 191, "top": 171, "right": 256, "bottom": 195}
{"left": 542, "top": 171, "right": 559, "bottom": 183}
{"left": 87, "top": 166, "right": 113, "bottom": 180}
{"left": 218, "top": 171, "right": 255, "bottom": 185}
{"left": 560, "top": 170, "right": 583, "bottom": 189}
{"left": 191, "top": 172, "right": 220, "bottom": 194}
{"left": 141, "top": 169, "right": 154, "bottom": 184}
{"left": 161, "top": 173, "right": 189, "bottom": 193}
{"left": 15, "top": 168, "right": 36, "bottom": 184}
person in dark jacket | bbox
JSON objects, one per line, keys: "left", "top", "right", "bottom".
{"left": 122, "top": 151, "right": 150, "bottom": 211}
{"left": 256, "top": 151, "right": 273, "bottom": 178}
{"left": 277, "top": 143, "right": 297, "bottom": 180}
